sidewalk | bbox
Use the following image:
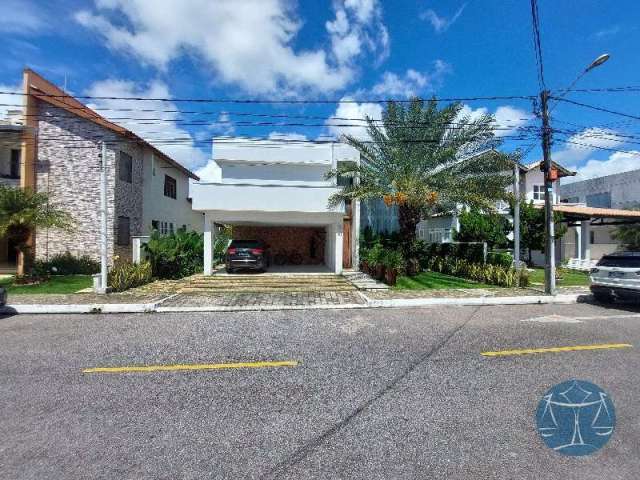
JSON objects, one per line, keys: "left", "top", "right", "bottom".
{"left": 0, "top": 286, "right": 591, "bottom": 314}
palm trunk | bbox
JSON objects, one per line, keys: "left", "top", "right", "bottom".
{"left": 398, "top": 204, "right": 421, "bottom": 259}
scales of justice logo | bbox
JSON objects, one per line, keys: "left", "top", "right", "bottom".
{"left": 536, "top": 380, "right": 615, "bottom": 456}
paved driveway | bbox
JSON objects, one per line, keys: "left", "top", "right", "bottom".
{"left": 1, "top": 303, "right": 638, "bottom": 479}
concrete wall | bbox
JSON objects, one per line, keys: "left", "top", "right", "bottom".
{"left": 560, "top": 168, "right": 640, "bottom": 209}
{"left": 219, "top": 162, "right": 331, "bottom": 186}
{"left": 141, "top": 151, "right": 203, "bottom": 234}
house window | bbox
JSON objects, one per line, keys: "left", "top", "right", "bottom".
{"left": 119, "top": 151, "right": 133, "bottom": 183}
{"left": 533, "top": 184, "right": 545, "bottom": 201}
{"left": 117, "top": 216, "right": 130, "bottom": 246}
{"left": 590, "top": 231, "right": 595, "bottom": 245}
{"left": 151, "top": 220, "right": 159, "bottom": 231}
{"left": 586, "top": 192, "right": 611, "bottom": 209}
{"left": 10, "top": 150, "right": 20, "bottom": 178}
{"left": 164, "top": 174, "right": 177, "bottom": 199}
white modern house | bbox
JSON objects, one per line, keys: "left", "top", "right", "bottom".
{"left": 191, "top": 138, "right": 360, "bottom": 275}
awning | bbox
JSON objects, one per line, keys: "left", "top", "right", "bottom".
{"left": 538, "top": 204, "right": 640, "bottom": 225}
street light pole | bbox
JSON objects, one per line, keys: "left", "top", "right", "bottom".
{"left": 540, "top": 90, "right": 555, "bottom": 294}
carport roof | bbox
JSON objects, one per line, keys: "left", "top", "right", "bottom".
{"left": 546, "top": 204, "right": 640, "bottom": 221}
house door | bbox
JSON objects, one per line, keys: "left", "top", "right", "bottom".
{"left": 343, "top": 218, "right": 352, "bottom": 269}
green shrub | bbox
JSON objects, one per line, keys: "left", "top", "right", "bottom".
{"left": 381, "top": 249, "right": 404, "bottom": 270}
{"left": 366, "top": 243, "right": 385, "bottom": 267}
{"left": 143, "top": 228, "right": 204, "bottom": 279}
{"left": 32, "top": 252, "right": 100, "bottom": 276}
{"left": 486, "top": 251, "right": 513, "bottom": 269}
{"left": 424, "top": 256, "right": 528, "bottom": 288}
{"left": 108, "top": 261, "right": 152, "bottom": 292}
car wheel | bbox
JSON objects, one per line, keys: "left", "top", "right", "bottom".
{"left": 593, "top": 291, "right": 614, "bottom": 304}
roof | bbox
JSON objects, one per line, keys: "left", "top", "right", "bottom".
{"left": 24, "top": 69, "right": 199, "bottom": 180}
{"left": 543, "top": 204, "right": 640, "bottom": 220}
{"left": 524, "top": 160, "right": 576, "bottom": 178}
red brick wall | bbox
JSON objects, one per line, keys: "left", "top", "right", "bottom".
{"left": 233, "top": 226, "right": 325, "bottom": 264}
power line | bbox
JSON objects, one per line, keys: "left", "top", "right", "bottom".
{"left": 530, "top": 0, "right": 546, "bottom": 90}
{"left": 550, "top": 96, "right": 640, "bottom": 122}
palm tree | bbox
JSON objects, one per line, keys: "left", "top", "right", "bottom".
{"left": 0, "top": 186, "right": 73, "bottom": 273}
{"left": 329, "top": 97, "right": 518, "bottom": 259}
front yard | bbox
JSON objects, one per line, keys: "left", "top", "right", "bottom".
{"left": 528, "top": 268, "right": 590, "bottom": 287}
{"left": 0, "top": 275, "right": 93, "bottom": 294}
{"left": 394, "top": 271, "right": 490, "bottom": 290}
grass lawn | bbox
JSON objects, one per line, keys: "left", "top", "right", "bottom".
{"left": 395, "top": 271, "right": 490, "bottom": 290}
{"left": 0, "top": 275, "right": 93, "bottom": 294}
{"left": 528, "top": 268, "right": 590, "bottom": 287}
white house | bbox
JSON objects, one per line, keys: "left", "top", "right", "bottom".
{"left": 191, "top": 138, "right": 360, "bottom": 275}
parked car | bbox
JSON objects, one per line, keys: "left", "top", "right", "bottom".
{"left": 0, "top": 286, "right": 6, "bottom": 307}
{"left": 590, "top": 252, "right": 640, "bottom": 303}
{"left": 225, "top": 240, "right": 270, "bottom": 273}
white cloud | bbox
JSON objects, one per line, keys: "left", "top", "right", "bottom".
{"left": 0, "top": 0, "right": 46, "bottom": 33}
{"left": 594, "top": 25, "right": 621, "bottom": 38}
{"left": 76, "top": 0, "right": 388, "bottom": 95}
{"left": 563, "top": 151, "right": 640, "bottom": 184}
{"left": 268, "top": 131, "right": 308, "bottom": 141}
{"left": 194, "top": 160, "right": 222, "bottom": 183}
{"left": 0, "top": 84, "right": 23, "bottom": 122}
{"left": 552, "top": 127, "right": 626, "bottom": 164}
{"left": 326, "top": 98, "right": 383, "bottom": 140}
{"left": 371, "top": 61, "right": 451, "bottom": 98}
{"left": 457, "top": 104, "right": 532, "bottom": 137}
{"left": 420, "top": 3, "right": 467, "bottom": 33}
{"left": 86, "top": 79, "right": 208, "bottom": 168}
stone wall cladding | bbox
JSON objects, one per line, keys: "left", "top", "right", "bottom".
{"left": 114, "top": 144, "right": 144, "bottom": 262}
{"left": 34, "top": 102, "right": 143, "bottom": 264}
{"left": 233, "top": 226, "right": 325, "bottom": 264}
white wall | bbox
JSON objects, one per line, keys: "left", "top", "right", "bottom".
{"left": 141, "top": 150, "right": 203, "bottom": 234}
{"left": 523, "top": 169, "right": 559, "bottom": 204}
{"left": 560, "top": 168, "right": 640, "bottom": 209}
{"left": 219, "top": 162, "right": 331, "bottom": 186}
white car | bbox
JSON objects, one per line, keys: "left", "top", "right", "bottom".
{"left": 590, "top": 252, "right": 640, "bottom": 303}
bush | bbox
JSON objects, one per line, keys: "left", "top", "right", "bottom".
{"left": 108, "top": 261, "right": 152, "bottom": 292}
{"left": 424, "top": 256, "right": 529, "bottom": 288}
{"left": 32, "top": 252, "right": 100, "bottom": 276}
{"left": 382, "top": 249, "right": 404, "bottom": 270}
{"left": 143, "top": 228, "right": 204, "bottom": 279}
{"left": 366, "top": 243, "right": 385, "bottom": 267}
{"left": 486, "top": 251, "right": 513, "bottom": 269}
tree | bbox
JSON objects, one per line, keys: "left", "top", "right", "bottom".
{"left": 454, "top": 208, "right": 511, "bottom": 249}
{"left": 611, "top": 224, "right": 640, "bottom": 251}
{"left": 515, "top": 199, "right": 566, "bottom": 264}
{"left": 328, "top": 97, "right": 516, "bottom": 260}
{"left": 0, "top": 186, "right": 73, "bottom": 273}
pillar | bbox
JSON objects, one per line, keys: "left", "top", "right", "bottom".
{"left": 203, "top": 213, "right": 214, "bottom": 275}
{"left": 580, "top": 221, "right": 591, "bottom": 261}
{"left": 332, "top": 222, "right": 344, "bottom": 274}
{"left": 575, "top": 225, "right": 582, "bottom": 260}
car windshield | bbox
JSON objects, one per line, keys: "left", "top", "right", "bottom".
{"left": 597, "top": 255, "right": 640, "bottom": 268}
{"left": 230, "top": 240, "right": 262, "bottom": 249}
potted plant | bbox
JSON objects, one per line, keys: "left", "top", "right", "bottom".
{"left": 367, "top": 244, "right": 385, "bottom": 280}
{"left": 383, "top": 250, "right": 404, "bottom": 286}
{"left": 359, "top": 248, "right": 370, "bottom": 274}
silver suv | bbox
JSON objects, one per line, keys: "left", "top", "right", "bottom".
{"left": 590, "top": 252, "right": 640, "bottom": 303}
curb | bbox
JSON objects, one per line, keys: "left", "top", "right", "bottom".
{"left": 0, "top": 294, "right": 586, "bottom": 314}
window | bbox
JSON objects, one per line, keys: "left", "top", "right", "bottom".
{"left": 586, "top": 192, "right": 611, "bottom": 209}
{"left": 169, "top": 222, "right": 174, "bottom": 235}
{"left": 532, "top": 184, "right": 545, "bottom": 201}
{"left": 151, "top": 220, "right": 159, "bottom": 231}
{"left": 119, "top": 151, "right": 132, "bottom": 183}
{"left": 590, "top": 231, "right": 595, "bottom": 245}
{"left": 164, "top": 174, "right": 177, "bottom": 199}
{"left": 117, "top": 216, "right": 130, "bottom": 246}
{"left": 10, "top": 150, "right": 20, "bottom": 178}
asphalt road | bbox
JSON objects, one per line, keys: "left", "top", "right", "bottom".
{"left": 1, "top": 302, "right": 639, "bottom": 479}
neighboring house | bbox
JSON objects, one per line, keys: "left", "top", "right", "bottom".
{"left": 191, "top": 138, "right": 360, "bottom": 274}
{"left": 416, "top": 161, "right": 571, "bottom": 244}
{"left": 559, "top": 168, "right": 640, "bottom": 261}
{"left": 1, "top": 69, "right": 201, "bottom": 274}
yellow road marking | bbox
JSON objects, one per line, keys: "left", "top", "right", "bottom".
{"left": 83, "top": 360, "right": 299, "bottom": 374}
{"left": 481, "top": 343, "right": 633, "bottom": 357}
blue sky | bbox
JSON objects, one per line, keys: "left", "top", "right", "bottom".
{"left": 1, "top": 0, "right": 639, "bottom": 182}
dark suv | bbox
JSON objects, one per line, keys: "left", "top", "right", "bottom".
{"left": 225, "top": 240, "right": 269, "bottom": 273}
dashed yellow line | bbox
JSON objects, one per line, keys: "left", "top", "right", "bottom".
{"left": 481, "top": 343, "right": 633, "bottom": 357}
{"left": 83, "top": 360, "right": 299, "bottom": 374}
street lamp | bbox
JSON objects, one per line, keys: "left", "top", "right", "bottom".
{"left": 541, "top": 53, "right": 610, "bottom": 295}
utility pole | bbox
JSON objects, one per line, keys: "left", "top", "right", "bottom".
{"left": 540, "top": 90, "right": 556, "bottom": 295}
{"left": 513, "top": 162, "right": 520, "bottom": 268}
{"left": 98, "top": 141, "right": 108, "bottom": 294}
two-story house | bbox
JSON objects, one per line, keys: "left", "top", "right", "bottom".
{"left": 1, "top": 69, "right": 202, "bottom": 274}
{"left": 191, "top": 138, "right": 360, "bottom": 274}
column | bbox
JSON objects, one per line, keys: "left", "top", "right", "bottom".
{"left": 580, "top": 221, "right": 591, "bottom": 261}
{"left": 203, "top": 213, "right": 213, "bottom": 276}
{"left": 334, "top": 222, "right": 344, "bottom": 274}
{"left": 575, "top": 224, "right": 582, "bottom": 260}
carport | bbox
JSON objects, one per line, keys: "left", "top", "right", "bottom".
{"left": 553, "top": 204, "right": 640, "bottom": 268}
